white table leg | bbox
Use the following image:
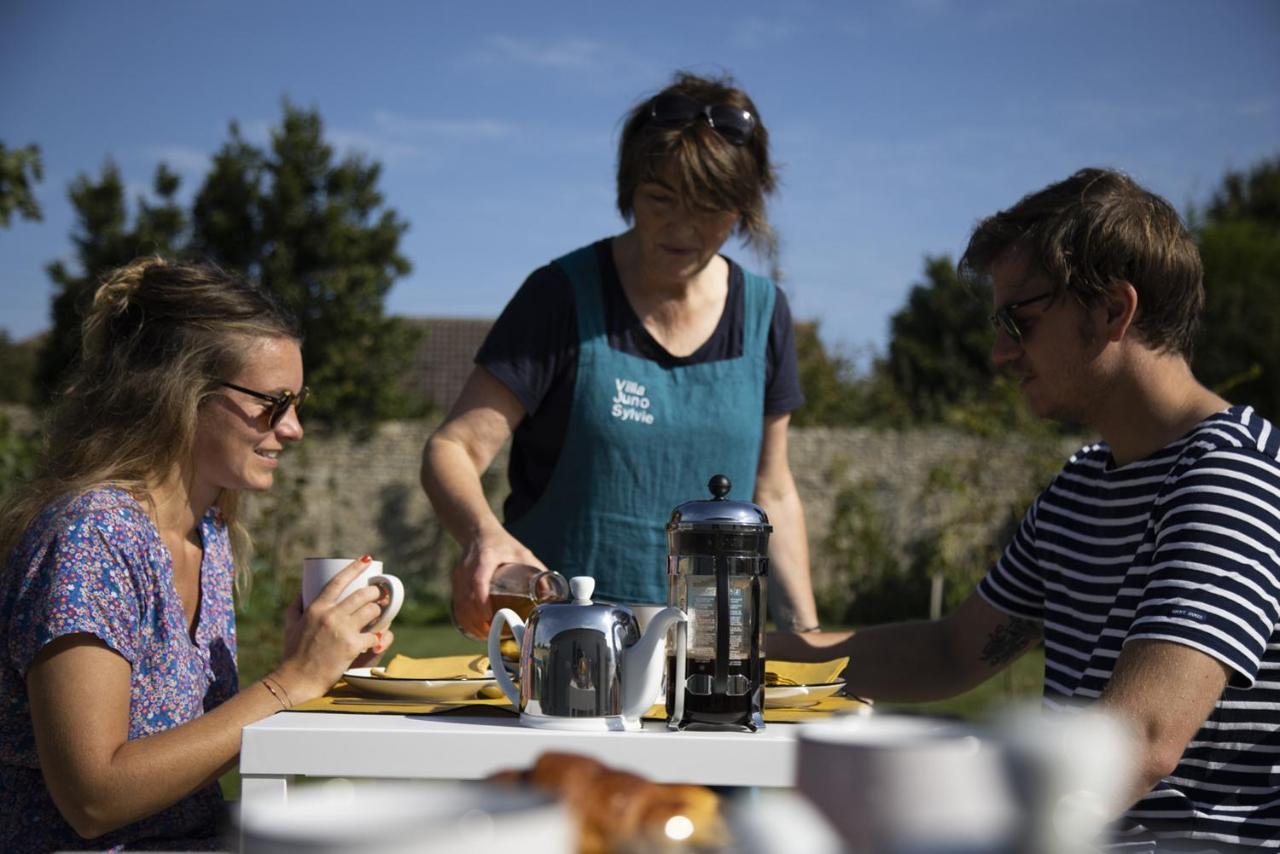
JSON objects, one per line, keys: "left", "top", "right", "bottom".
{"left": 239, "top": 774, "right": 291, "bottom": 852}
{"left": 240, "top": 773, "right": 291, "bottom": 807}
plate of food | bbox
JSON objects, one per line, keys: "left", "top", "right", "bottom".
{"left": 342, "top": 667, "right": 501, "bottom": 702}
{"left": 764, "top": 679, "right": 846, "bottom": 708}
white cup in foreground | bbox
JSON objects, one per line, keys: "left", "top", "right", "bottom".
{"left": 237, "top": 780, "right": 572, "bottom": 853}
{"left": 994, "top": 704, "right": 1133, "bottom": 854}
{"left": 302, "top": 558, "right": 404, "bottom": 634}
{"left": 797, "top": 714, "right": 1020, "bottom": 852}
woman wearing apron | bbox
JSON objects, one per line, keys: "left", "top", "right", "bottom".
{"left": 423, "top": 71, "right": 820, "bottom": 638}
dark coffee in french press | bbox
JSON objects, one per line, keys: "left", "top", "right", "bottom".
{"left": 665, "top": 475, "right": 770, "bottom": 731}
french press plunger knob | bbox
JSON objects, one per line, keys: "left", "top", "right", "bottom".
{"left": 708, "top": 474, "right": 731, "bottom": 499}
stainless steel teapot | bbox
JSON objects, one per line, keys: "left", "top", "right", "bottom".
{"left": 487, "top": 576, "right": 685, "bottom": 731}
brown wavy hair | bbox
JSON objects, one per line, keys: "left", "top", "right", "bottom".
{"left": 616, "top": 71, "right": 779, "bottom": 262}
{"left": 959, "top": 167, "right": 1204, "bottom": 357}
{"left": 0, "top": 257, "right": 301, "bottom": 591}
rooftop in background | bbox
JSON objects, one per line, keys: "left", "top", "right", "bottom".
{"left": 402, "top": 317, "right": 493, "bottom": 415}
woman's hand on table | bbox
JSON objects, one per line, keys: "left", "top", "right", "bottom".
{"left": 275, "top": 557, "right": 386, "bottom": 704}
{"left": 451, "top": 527, "right": 546, "bottom": 639}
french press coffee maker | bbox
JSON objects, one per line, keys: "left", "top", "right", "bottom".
{"left": 665, "top": 474, "right": 770, "bottom": 732}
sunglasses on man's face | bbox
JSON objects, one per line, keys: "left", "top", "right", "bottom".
{"left": 220, "top": 381, "right": 310, "bottom": 427}
{"left": 988, "top": 290, "right": 1056, "bottom": 343}
{"left": 647, "top": 94, "right": 756, "bottom": 145}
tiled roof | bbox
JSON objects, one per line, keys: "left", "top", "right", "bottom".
{"left": 400, "top": 316, "right": 494, "bottom": 415}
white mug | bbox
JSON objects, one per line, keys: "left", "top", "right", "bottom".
{"left": 301, "top": 558, "right": 405, "bottom": 634}
{"left": 796, "top": 715, "right": 1020, "bottom": 852}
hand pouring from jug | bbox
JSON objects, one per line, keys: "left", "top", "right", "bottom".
{"left": 488, "top": 576, "right": 686, "bottom": 730}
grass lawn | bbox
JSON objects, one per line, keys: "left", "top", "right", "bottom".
{"left": 223, "top": 618, "right": 1045, "bottom": 799}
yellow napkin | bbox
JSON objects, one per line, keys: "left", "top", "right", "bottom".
{"left": 641, "top": 696, "right": 868, "bottom": 722}
{"left": 292, "top": 681, "right": 516, "bottom": 715}
{"left": 292, "top": 685, "right": 865, "bottom": 720}
{"left": 765, "top": 658, "right": 849, "bottom": 686}
{"left": 376, "top": 654, "right": 490, "bottom": 680}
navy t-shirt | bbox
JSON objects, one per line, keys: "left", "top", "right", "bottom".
{"left": 477, "top": 238, "right": 805, "bottom": 523}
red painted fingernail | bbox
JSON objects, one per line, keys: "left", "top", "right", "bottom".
{"left": 375, "top": 631, "right": 384, "bottom": 641}
{"left": 373, "top": 644, "right": 384, "bottom": 653}
{"left": 360, "top": 554, "right": 372, "bottom": 563}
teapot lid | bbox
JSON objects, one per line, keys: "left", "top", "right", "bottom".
{"left": 666, "top": 474, "right": 771, "bottom": 530}
{"left": 525, "top": 576, "right": 639, "bottom": 640}
{"left": 569, "top": 576, "right": 596, "bottom": 603}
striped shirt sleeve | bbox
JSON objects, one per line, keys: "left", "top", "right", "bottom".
{"left": 1128, "top": 448, "right": 1280, "bottom": 687}
{"left": 978, "top": 494, "right": 1046, "bottom": 622}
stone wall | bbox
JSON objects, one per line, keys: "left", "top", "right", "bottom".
{"left": 0, "top": 404, "right": 37, "bottom": 433}
{"left": 1, "top": 404, "right": 1078, "bottom": 606}
{"left": 240, "top": 419, "right": 1079, "bottom": 602}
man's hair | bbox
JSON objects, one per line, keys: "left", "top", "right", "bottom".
{"left": 616, "top": 71, "right": 778, "bottom": 261}
{"left": 959, "top": 167, "right": 1204, "bottom": 357}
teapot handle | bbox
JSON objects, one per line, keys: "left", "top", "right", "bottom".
{"left": 487, "top": 609, "right": 524, "bottom": 707}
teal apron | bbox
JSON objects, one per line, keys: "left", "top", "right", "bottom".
{"left": 506, "top": 243, "right": 773, "bottom": 603}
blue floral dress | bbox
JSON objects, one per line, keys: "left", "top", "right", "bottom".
{"left": 1, "top": 487, "right": 238, "bottom": 851}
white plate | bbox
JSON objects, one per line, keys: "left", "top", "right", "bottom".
{"left": 343, "top": 667, "right": 498, "bottom": 702}
{"left": 765, "top": 680, "right": 846, "bottom": 708}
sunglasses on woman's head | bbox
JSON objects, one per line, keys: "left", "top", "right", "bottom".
{"left": 219, "top": 381, "right": 310, "bottom": 427}
{"left": 647, "top": 94, "right": 756, "bottom": 145}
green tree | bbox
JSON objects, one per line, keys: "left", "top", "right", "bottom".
{"left": 885, "top": 255, "right": 996, "bottom": 421}
{"left": 0, "top": 143, "right": 45, "bottom": 406}
{"left": 0, "top": 331, "right": 38, "bottom": 404}
{"left": 37, "top": 103, "right": 417, "bottom": 429}
{"left": 793, "top": 322, "right": 863, "bottom": 426}
{"left": 191, "top": 104, "right": 419, "bottom": 428}
{"left": 1206, "top": 154, "right": 1280, "bottom": 226}
{"left": 0, "top": 411, "right": 40, "bottom": 502}
{"left": 37, "top": 162, "right": 185, "bottom": 400}
{"left": 0, "top": 142, "right": 43, "bottom": 227}
{"left": 1194, "top": 155, "right": 1280, "bottom": 421}
{"left": 792, "top": 322, "right": 912, "bottom": 428}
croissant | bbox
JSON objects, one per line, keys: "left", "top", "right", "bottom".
{"left": 486, "top": 751, "right": 725, "bottom": 853}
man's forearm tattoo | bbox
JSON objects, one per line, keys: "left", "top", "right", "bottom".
{"left": 980, "top": 617, "right": 1040, "bottom": 668}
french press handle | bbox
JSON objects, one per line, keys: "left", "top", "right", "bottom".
{"left": 711, "top": 474, "right": 731, "bottom": 693}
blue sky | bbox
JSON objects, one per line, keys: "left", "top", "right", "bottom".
{"left": 2, "top": 1, "right": 1277, "bottom": 361}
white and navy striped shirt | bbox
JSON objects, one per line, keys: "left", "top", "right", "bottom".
{"left": 980, "top": 405, "right": 1280, "bottom": 852}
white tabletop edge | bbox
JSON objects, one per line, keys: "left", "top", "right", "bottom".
{"left": 240, "top": 712, "right": 798, "bottom": 788}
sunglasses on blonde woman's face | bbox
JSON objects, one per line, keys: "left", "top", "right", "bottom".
{"left": 647, "top": 94, "right": 757, "bottom": 145}
{"left": 219, "top": 382, "right": 310, "bottom": 427}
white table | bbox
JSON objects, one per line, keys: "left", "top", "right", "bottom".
{"left": 239, "top": 711, "right": 800, "bottom": 808}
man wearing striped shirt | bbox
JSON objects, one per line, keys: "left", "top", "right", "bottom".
{"left": 776, "top": 169, "right": 1280, "bottom": 851}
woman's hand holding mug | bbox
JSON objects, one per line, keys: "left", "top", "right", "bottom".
{"left": 274, "top": 555, "right": 404, "bottom": 704}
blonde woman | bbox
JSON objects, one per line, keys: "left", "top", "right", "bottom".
{"left": 0, "top": 259, "right": 391, "bottom": 851}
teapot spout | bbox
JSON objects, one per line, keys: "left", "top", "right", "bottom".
{"left": 621, "top": 607, "right": 686, "bottom": 721}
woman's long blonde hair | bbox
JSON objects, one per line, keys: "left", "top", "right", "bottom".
{"left": 0, "top": 257, "right": 301, "bottom": 591}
